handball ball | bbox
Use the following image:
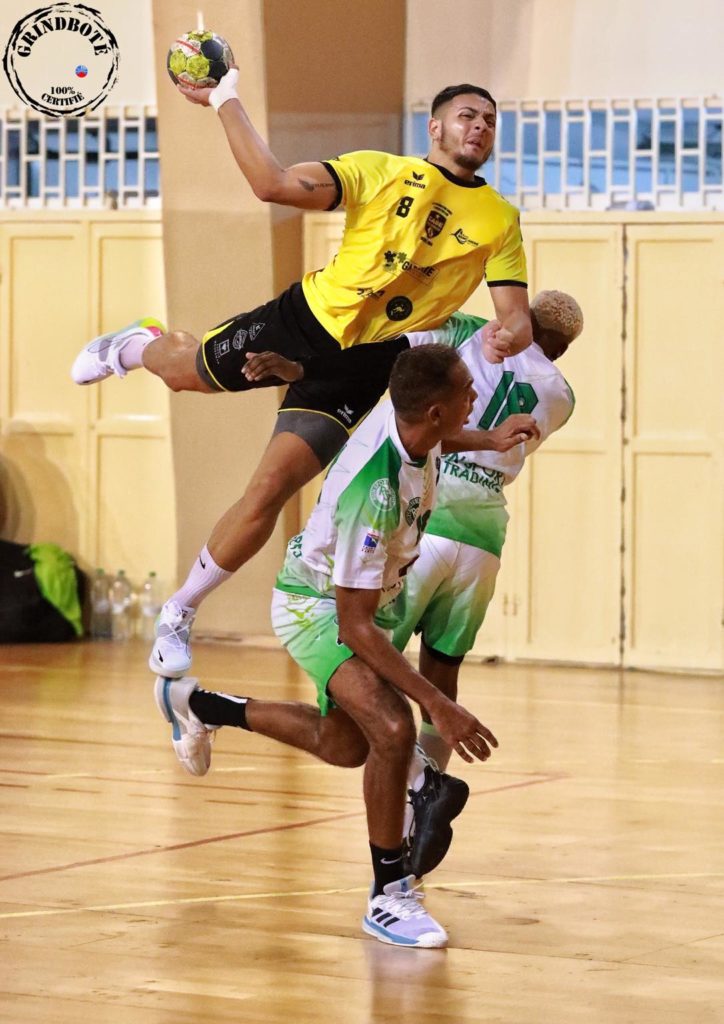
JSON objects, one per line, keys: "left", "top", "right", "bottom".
{"left": 167, "top": 31, "right": 235, "bottom": 88}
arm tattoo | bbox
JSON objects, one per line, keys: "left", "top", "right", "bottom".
{"left": 298, "top": 178, "right": 335, "bottom": 192}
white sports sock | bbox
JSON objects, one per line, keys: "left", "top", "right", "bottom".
{"left": 417, "top": 722, "right": 453, "bottom": 773}
{"left": 171, "top": 545, "right": 233, "bottom": 609}
{"left": 407, "top": 743, "right": 429, "bottom": 792}
{"left": 118, "top": 329, "right": 159, "bottom": 370}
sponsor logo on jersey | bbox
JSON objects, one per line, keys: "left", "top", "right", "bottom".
{"left": 214, "top": 338, "right": 230, "bottom": 359}
{"left": 383, "top": 250, "right": 437, "bottom": 285}
{"left": 370, "top": 479, "right": 397, "bottom": 512}
{"left": 386, "top": 296, "right": 413, "bottom": 321}
{"left": 360, "top": 531, "right": 381, "bottom": 560}
{"left": 404, "top": 497, "right": 420, "bottom": 526}
{"left": 248, "top": 322, "right": 265, "bottom": 341}
{"left": 442, "top": 455, "right": 505, "bottom": 491}
{"left": 356, "top": 286, "right": 386, "bottom": 299}
{"left": 232, "top": 328, "right": 248, "bottom": 350}
{"left": 451, "top": 227, "right": 480, "bottom": 247}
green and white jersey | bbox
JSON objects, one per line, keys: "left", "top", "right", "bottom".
{"left": 276, "top": 403, "right": 439, "bottom": 625}
{"left": 407, "top": 314, "right": 575, "bottom": 556}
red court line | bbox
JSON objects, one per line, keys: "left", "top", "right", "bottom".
{"left": 0, "top": 774, "right": 562, "bottom": 883}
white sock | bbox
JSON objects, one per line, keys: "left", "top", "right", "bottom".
{"left": 417, "top": 723, "right": 453, "bottom": 772}
{"left": 171, "top": 545, "right": 233, "bottom": 610}
{"left": 118, "top": 327, "right": 161, "bottom": 370}
{"left": 404, "top": 742, "right": 434, "bottom": 843}
{"left": 407, "top": 743, "right": 429, "bottom": 792}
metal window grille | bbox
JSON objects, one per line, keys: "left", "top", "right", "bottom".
{"left": 0, "top": 106, "right": 160, "bottom": 209}
{"left": 407, "top": 97, "right": 723, "bottom": 211}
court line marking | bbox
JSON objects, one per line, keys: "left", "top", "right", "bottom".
{"left": 2, "top": 872, "right": 722, "bottom": 922}
{"left": 0, "top": 774, "right": 560, "bottom": 884}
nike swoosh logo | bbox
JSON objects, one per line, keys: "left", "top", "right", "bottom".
{"left": 199, "top": 557, "right": 206, "bottom": 569}
{"left": 380, "top": 857, "right": 401, "bottom": 865}
{"left": 157, "top": 651, "right": 164, "bottom": 662}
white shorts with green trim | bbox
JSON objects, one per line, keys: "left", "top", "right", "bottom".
{"left": 270, "top": 588, "right": 355, "bottom": 716}
{"left": 392, "top": 535, "right": 501, "bottom": 659}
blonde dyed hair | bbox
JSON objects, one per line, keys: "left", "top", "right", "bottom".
{"left": 531, "top": 290, "right": 584, "bottom": 339}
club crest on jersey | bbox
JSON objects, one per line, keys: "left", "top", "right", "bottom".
{"left": 369, "top": 479, "right": 397, "bottom": 513}
{"left": 420, "top": 202, "right": 451, "bottom": 247}
{"left": 214, "top": 338, "right": 230, "bottom": 359}
{"left": 404, "top": 497, "right": 421, "bottom": 526}
{"left": 423, "top": 210, "right": 446, "bottom": 239}
{"left": 360, "top": 531, "right": 381, "bottom": 560}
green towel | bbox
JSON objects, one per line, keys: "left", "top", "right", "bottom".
{"left": 27, "top": 543, "right": 83, "bottom": 637}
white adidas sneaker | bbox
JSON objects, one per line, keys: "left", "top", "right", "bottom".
{"left": 148, "top": 599, "right": 195, "bottom": 678}
{"left": 362, "top": 875, "right": 448, "bottom": 948}
{"left": 70, "top": 317, "right": 165, "bottom": 384}
{"left": 154, "top": 675, "right": 216, "bottom": 776}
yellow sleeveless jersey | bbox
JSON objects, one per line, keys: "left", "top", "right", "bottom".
{"left": 301, "top": 150, "right": 527, "bottom": 349}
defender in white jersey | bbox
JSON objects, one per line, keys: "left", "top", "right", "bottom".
{"left": 395, "top": 291, "right": 584, "bottom": 877}
{"left": 154, "top": 344, "right": 538, "bottom": 949}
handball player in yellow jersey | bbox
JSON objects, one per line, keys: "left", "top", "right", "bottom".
{"left": 71, "top": 69, "right": 535, "bottom": 677}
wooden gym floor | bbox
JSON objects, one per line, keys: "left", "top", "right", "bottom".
{"left": 1, "top": 639, "right": 722, "bottom": 1023}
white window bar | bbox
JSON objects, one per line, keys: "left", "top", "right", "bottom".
{"left": 406, "top": 96, "right": 723, "bottom": 211}
{"left": 0, "top": 105, "right": 160, "bottom": 209}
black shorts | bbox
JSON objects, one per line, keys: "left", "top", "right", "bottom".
{"left": 196, "top": 282, "right": 409, "bottom": 432}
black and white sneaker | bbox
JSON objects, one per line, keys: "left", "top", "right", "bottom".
{"left": 407, "top": 764, "right": 469, "bottom": 877}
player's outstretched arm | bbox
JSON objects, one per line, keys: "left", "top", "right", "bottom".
{"left": 486, "top": 286, "right": 533, "bottom": 362}
{"left": 177, "top": 70, "right": 338, "bottom": 210}
{"left": 442, "top": 413, "right": 540, "bottom": 454}
{"left": 336, "top": 587, "right": 497, "bottom": 764}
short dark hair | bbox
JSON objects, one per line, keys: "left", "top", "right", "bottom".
{"left": 389, "top": 344, "right": 462, "bottom": 420}
{"left": 431, "top": 84, "right": 497, "bottom": 116}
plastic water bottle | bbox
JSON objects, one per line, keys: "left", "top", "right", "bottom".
{"left": 110, "top": 570, "right": 133, "bottom": 640}
{"left": 139, "top": 571, "right": 163, "bottom": 640}
{"left": 90, "top": 568, "right": 112, "bottom": 639}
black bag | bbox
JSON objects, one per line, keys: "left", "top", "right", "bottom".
{"left": 0, "top": 539, "right": 85, "bottom": 643}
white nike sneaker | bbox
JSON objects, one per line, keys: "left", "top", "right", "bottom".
{"left": 70, "top": 317, "right": 165, "bottom": 384}
{"left": 154, "top": 675, "right": 216, "bottom": 776}
{"left": 148, "top": 599, "right": 195, "bottom": 677}
{"left": 362, "top": 875, "right": 448, "bottom": 948}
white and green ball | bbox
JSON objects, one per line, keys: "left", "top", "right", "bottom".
{"left": 167, "top": 31, "right": 234, "bottom": 88}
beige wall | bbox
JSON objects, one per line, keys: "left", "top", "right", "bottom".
{"left": 0, "top": 211, "right": 175, "bottom": 597}
{"left": 406, "top": 0, "right": 724, "bottom": 102}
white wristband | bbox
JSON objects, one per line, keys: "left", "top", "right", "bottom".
{"left": 209, "top": 68, "right": 239, "bottom": 113}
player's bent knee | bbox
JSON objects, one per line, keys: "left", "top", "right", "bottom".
{"left": 372, "top": 707, "right": 416, "bottom": 758}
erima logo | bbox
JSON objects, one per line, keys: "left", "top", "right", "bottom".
{"left": 412, "top": 171, "right": 424, "bottom": 180}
